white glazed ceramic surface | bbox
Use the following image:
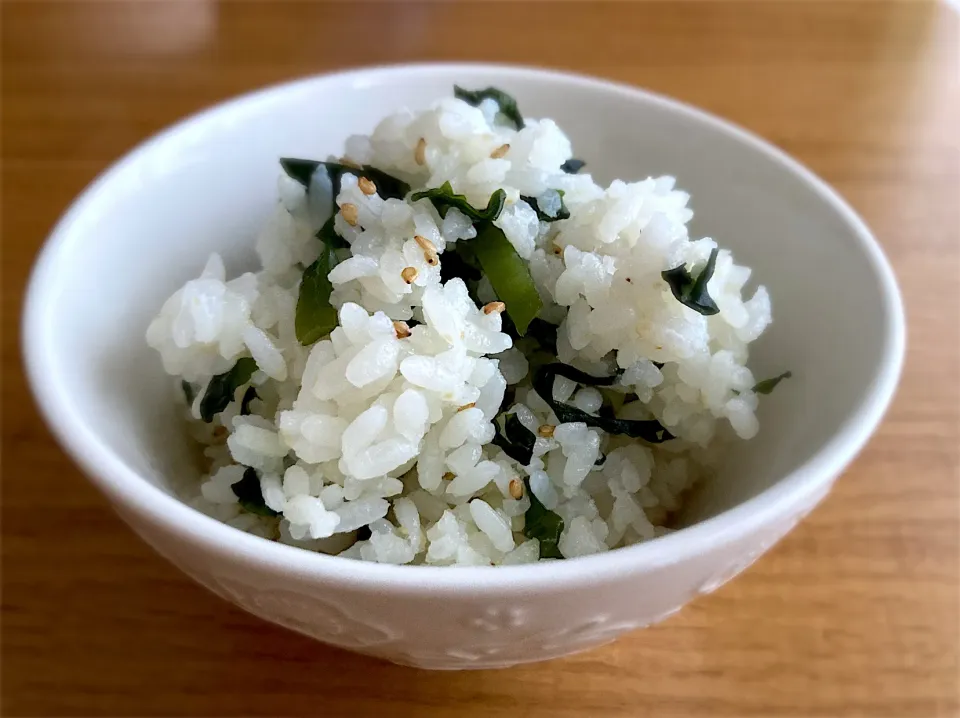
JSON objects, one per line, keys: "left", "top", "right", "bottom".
{"left": 23, "top": 64, "right": 905, "bottom": 670}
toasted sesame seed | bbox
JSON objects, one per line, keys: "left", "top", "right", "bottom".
{"left": 340, "top": 203, "right": 359, "bottom": 226}
{"left": 358, "top": 177, "right": 377, "bottom": 195}
{"left": 415, "top": 234, "right": 440, "bottom": 266}
{"left": 442, "top": 471, "right": 455, "bottom": 481}
{"left": 401, "top": 266, "right": 418, "bottom": 284}
{"left": 458, "top": 402, "right": 476, "bottom": 412}
{"left": 490, "top": 143, "right": 510, "bottom": 159}
{"left": 482, "top": 301, "right": 506, "bottom": 315}
{"left": 393, "top": 321, "right": 411, "bottom": 339}
{"left": 415, "top": 137, "right": 427, "bottom": 165}
{"left": 538, "top": 424, "right": 555, "bottom": 438}
{"left": 414, "top": 234, "right": 436, "bottom": 252}
{"left": 508, "top": 479, "right": 523, "bottom": 499}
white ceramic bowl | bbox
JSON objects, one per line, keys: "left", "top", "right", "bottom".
{"left": 23, "top": 64, "right": 905, "bottom": 670}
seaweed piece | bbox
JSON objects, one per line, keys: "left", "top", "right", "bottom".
{"left": 439, "top": 241, "right": 483, "bottom": 285}
{"left": 295, "top": 217, "right": 342, "bottom": 345}
{"left": 199, "top": 358, "right": 258, "bottom": 423}
{"left": 524, "top": 318, "right": 559, "bottom": 355}
{"left": 523, "top": 477, "right": 564, "bottom": 559}
{"left": 491, "top": 414, "right": 537, "bottom": 466}
{"left": 231, "top": 467, "right": 280, "bottom": 517}
{"left": 752, "top": 371, "right": 792, "bottom": 395}
{"left": 279, "top": 158, "right": 410, "bottom": 208}
{"left": 521, "top": 190, "right": 570, "bottom": 222}
{"left": 532, "top": 363, "right": 673, "bottom": 443}
{"left": 470, "top": 223, "right": 542, "bottom": 335}
{"left": 661, "top": 247, "right": 720, "bottom": 316}
{"left": 240, "top": 386, "right": 258, "bottom": 416}
{"left": 411, "top": 182, "right": 506, "bottom": 222}
{"left": 453, "top": 85, "right": 524, "bottom": 130}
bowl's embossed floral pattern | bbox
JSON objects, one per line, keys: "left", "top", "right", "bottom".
{"left": 174, "top": 557, "right": 691, "bottom": 669}
{"left": 468, "top": 606, "right": 527, "bottom": 633}
{"left": 386, "top": 604, "right": 686, "bottom": 669}
{"left": 202, "top": 573, "right": 400, "bottom": 649}
{"left": 126, "top": 489, "right": 825, "bottom": 669}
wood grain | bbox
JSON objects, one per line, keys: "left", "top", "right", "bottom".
{"left": 2, "top": 2, "right": 958, "bottom": 716}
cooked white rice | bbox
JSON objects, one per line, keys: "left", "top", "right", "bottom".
{"left": 146, "top": 91, "right": 772, "bottom": 565}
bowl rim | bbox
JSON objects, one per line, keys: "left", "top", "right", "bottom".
{"left": 22, "top": 62, "right": 906, "bottom": 592}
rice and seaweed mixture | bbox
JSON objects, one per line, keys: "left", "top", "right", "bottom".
{"left": 147, "top": 87, "right": 783, "bottom": 565}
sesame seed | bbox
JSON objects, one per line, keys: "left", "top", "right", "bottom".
{"left": 414, "top": 234, "right": 436, "bottom": 252}
{"left": 401, "top": 266, "right": 418, "bottom": 284}
{"left": 490, "top": 143, "right": 510, "bottom": 159}
{"left": 415, "top": 137, "right": 427, "bottom": 166}
{"left": 457, "top": 402, "right": 476, "bottom": 412}
{"left": 482, "top": 301, "right": 506, "bottom": 315}
{"left": 538, "top": 424, "right": 555, "bottom": 438}
{"left": 508, "top": 479, "right": 523, "bottom": 499}
{"left": 415, "top": 234, "right": 439, "bottom": 266}
{"left": 358, "top": 177, "right": 377, "bottom": 195}
{"left": 393, "top": 321, "right": 411, "bottom": 339}
{"left": 340, "top": 203, "right": 359, "bottom": 226}
{"left": 442, "top": 471, "right": 455, "bottom": 481}
{"left": 625, "top": 277, "right": 633, "bottom": 283}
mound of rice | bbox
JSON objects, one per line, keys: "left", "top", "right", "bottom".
{"left": 147, "top": 89, "right": 773, "bottom": 565}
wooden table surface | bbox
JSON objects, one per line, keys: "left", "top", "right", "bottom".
{"left": 2, "top": 1, "right": 958, "bottom": 716}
